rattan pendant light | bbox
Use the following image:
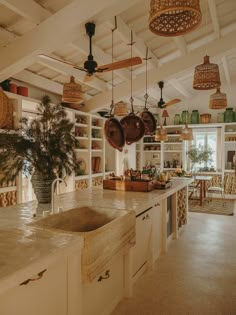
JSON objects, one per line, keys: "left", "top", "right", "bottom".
{"left": 180, "top": 124, "right": 193, "bottom": 141}
{"left": 209, "top": 87, "right": 227, "bottom": 109}
{"left": 62, "top": 76, "right": 83, "bottom": 104}
{"left": 193, "top": 55, "right": 221, "bottom": 90}
{"left": 149, "top": 0, "right": 202, "bottom": 37}
{"left": 155, "top": 125, "right": 168, "bottom": 141}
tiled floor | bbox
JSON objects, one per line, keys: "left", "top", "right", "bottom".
{"left": 112, "top": 210, "right": 236, "bottom": 315}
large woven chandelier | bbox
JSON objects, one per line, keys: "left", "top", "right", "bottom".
{"left": 209, "top": 87, "right": 227, "bottom": 109}
{"left": 193, "top": 55, "right": 221, "bottom": 90}
{"left": 149, "top": 0, "right": 202, "bottom": 37}
{"left": 62, "top": 76, "right": 83, "bottom": 104}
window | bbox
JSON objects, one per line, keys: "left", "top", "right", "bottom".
{"left": 189, "top": 128, "right": 221, "bottom": 171}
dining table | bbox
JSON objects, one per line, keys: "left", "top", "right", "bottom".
{"left": 189, "top": 175, "right": 212, "bottom": 206}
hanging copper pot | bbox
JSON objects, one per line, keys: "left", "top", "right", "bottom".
{"left": 120, "top": 110, "right": 145, "bottom": 145}
{"left": 140, "top": 108, "right": 156, "bottom": 135}
{"left": 104, "top": 115, "right": 125, "bottom": 152}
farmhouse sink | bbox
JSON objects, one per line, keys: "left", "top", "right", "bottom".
{"left": 31, "top": 206, "right": 136, "bottom": 282}
{"left": 31, "top": 206, "right": 123, "bottom": 232}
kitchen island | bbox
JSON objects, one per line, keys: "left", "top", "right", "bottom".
{"left": 0, "top": 178, "right": 192, "bottom": 315}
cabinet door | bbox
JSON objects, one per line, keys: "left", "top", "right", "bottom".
{"left": 132, "top": 208, "right": 152, "bottom": 276}
{"left": 152, "top": 203, "right": 162, "bottom": 262}
{"left": 83, "top": 256, "right": 124, "bottom": 315}
{"left": 0, "top": 258, "right": 67, "bottom": 315}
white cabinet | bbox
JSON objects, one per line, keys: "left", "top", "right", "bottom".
{"left": 132, "top": 207, "right": 152, "bottom": 277}
{"left": 151, "top": 203, "right": 162, "bottom": 262}
{"left": 0, "top": 258, "right": 67, "bottom": 315}
{"left": 82, "top": 255, "right": 124, "bottom": 315}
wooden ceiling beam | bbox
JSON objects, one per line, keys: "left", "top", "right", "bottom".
{"left": 0, "top": 0, "right": 50, "bottom": 24}
{"left": 221, "top": 56, "right": 231, "bottom": 87}
{"left": 84, "top": 29, "right": 236, "bottom": 111}
{"left": 0, "top": 0, "right": 120, "bottom": 82}
{"left": 13, "top": 70, "right": 63, "bottom": 95}
{"left": 207, "top": 0, "right": 220, "bottom": 39}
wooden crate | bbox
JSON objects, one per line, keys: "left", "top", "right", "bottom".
{"left": 103, "top": 179, "right": 155, "bottom": 192}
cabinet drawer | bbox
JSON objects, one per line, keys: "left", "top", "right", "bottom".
{"left": 0, "top": 258, "right": 67, "bottom": 315}
{"left": 83, "top": 256, "right": 124, "bottom": 315}
{"left": 132, "top": 208, "right": 152, "bottom": 276}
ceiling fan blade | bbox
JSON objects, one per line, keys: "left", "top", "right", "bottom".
{"left": 97, "top": 57, "right": 142, "bottom": 72}
{"left": 164, "top": 99, "right": 181, "bottom": 107}
{"left": 83, "top": 73, "right": 94, "bottom": 82}
{"left": 38, "top": 54, "right": 85, "bottom": 72}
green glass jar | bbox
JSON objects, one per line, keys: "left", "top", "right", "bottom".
{"left": 190, "top": 110, "right": 199, "bottom": 124}
{"left": 181, "top": 110, "right": 190, "bottom": 124}
{"left": 217, "top": 112, "right": 224, "bottom": 123}
{"left": 174, "top": 114, "right": 180, "bottom": 125}
{"left": 224, "top": 108, "right": 234, "bottom": 123}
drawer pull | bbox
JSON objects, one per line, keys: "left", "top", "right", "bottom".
{"left": 129, "top": 240, "right": 136, "bottom": 246}
{"left": 20, "top": 269, "right": 47, "bottom": 286}
{"left": 142, "top": 213, "right": 150, "bottom": 220}
{"left": 97, "top": 270, "right": 110, "bottom": 282}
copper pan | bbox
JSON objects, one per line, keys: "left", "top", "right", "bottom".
{"left": 140, "top": 108, "right": 156, "bottom": 135}
{"left": 120, "top": 112, "right": 145, "bottom": 145}
{"left": 104, "top": 116, "right": 125, "bottom": 152}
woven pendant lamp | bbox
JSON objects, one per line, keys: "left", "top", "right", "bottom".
{"left": 209, "top": 87, "right": 227, "bottom": 109}
{"left": 149, "top": 0, "right": 202, "bottom": 37}
{"left": 155, "top": 125, "right": 168, "bottom": 141}
{"left": 193, "top": 55, "right": 221, "bottom": 90}
{"left": 180, "top": 124, "right": 193, "bottom": 141}
{"left": 62, "top": 76, "right": 83, "bottom": 104}
{"left": 114, "top": 101, "right": 128, "bottom": 116}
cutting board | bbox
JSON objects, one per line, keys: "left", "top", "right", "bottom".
{"left": 103, "top": 179, "right": 155, "bottom": 192}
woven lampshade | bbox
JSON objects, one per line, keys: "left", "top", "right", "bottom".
{"left": 155, "top": 125, "right": 168, "bottom": 141}
{"left": 149, "top": 0, "right": 202, "bottom": 37}
{"left": 193, "top": 55, "right": 221, "bottom": 90}
{"left": 209, "top": 87, "right": 227, "bottom": 109}
{"left": 62, "top": 76, "right": 83, "bottom": 104}
{"left": 114, "top": 101, "right": 128, "bottom": 116}
{"left": 180, "top": 124, "right": 193, "bottom": 141}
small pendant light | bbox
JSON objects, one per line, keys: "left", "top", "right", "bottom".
{"left": 155, "top": 125, "right": 168, "bottom": 141}
{"left": 62, "top": 76, "right": 83, "bottom": 104}
{"left": 149, "top": 0, "right": 202, "bottom": 37}
{"left": 180, "top": 124, "right": 193, "bottom": 141}
{"left": 209, "top": 87, "right": 227, "bottom": 109}
{"left": 193, "top": 55, "right": 221, "bottom": 90}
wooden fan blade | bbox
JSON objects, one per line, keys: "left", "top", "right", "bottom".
{"left": 97, "top": 57, "right": 142, "bottom": 72}
{"left": 83, "top": 73, "right": 94, "bottom": 82}
{"left": 38, "top": 54, "right": 85, "bottom": 72}
{"left": 164, "top": 99, "right": 181, "bottom": 107}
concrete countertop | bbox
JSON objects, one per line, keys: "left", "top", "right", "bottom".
{"left": 0, "top": 177, "right": 192, "bottom": 293}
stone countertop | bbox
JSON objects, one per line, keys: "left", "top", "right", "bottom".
{"left": 0, "top": 177, "right": 192, "bottom": 293}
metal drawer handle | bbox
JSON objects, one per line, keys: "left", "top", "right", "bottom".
{"left": 97, "top": 270, "right": 110, "bottom": 282}
{"left": 20, "top": 269, "right": 47, "bottom": 286}
{"left": 146, "top": 214, "right": 150, "bottom": 219}
{"left": 129, "top": 240, "right": 136, "bottom": 246}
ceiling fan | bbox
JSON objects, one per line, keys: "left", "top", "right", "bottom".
{"left": 157, "top": 81, "right": 181, "bottom": 108}
{"left": 39, "top": 22, "right": 142, "bottom": 81}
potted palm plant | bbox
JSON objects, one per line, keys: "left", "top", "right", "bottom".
{"left": 0, "top": 95, "right": 79, "bottom": 204}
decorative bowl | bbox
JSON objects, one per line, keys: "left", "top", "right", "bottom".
{"left": 97, "top": 110, "right": 109, "bottom": 117}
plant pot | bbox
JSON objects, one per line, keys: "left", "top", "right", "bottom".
{"left": 31, "top": 172, "right": 55, "bottom": 204}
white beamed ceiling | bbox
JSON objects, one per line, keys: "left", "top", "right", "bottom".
{"left": 0, "top": 0, "right": 235, "bottom": 112}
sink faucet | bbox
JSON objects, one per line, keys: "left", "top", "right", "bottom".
{"left": 51, "top": 177, "right": 67, "bottom": 214}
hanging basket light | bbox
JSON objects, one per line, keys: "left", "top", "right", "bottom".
{"left": 209, "top": 87, "right": 227, "bottom": 109}
{"left": 155, "top": 125, "right": 168, "bottom": 141}
{"left": 149, "top": 0, "right": 202, "bottom": 37}
{"left": 193, "top": 55, "right": 221, "bottom": 90}
{"left": 180, "top": 124, "right": 193, "bottom": 141}
{"left": 114, "top": 101, "right": 128, "bottom": 116}
{"left": 62, "top": 76, "right": 83, "bottom": 104}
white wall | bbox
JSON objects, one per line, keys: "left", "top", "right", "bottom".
{"left": 116, "top": 143, "right": 136, "bottom": 176}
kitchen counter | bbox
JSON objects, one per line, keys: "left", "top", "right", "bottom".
{"left": 0, "top": 178, "right": 192, "bottom": 294}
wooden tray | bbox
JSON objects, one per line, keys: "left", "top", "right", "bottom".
{"left": 155, "top": 181, "right": 172, "bottom": 190}
{"left": 103, "top": 179, "right": 155, "bottom": 192}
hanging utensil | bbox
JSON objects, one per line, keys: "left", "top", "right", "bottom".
{"left": 104, "top": 17, "right": 125, "bottom": 152}
{"left": 139, "top": 48, "right": 157, "bottom": 135}
{"left": 120, "top": 31, "right": 145, "bottom": 145}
